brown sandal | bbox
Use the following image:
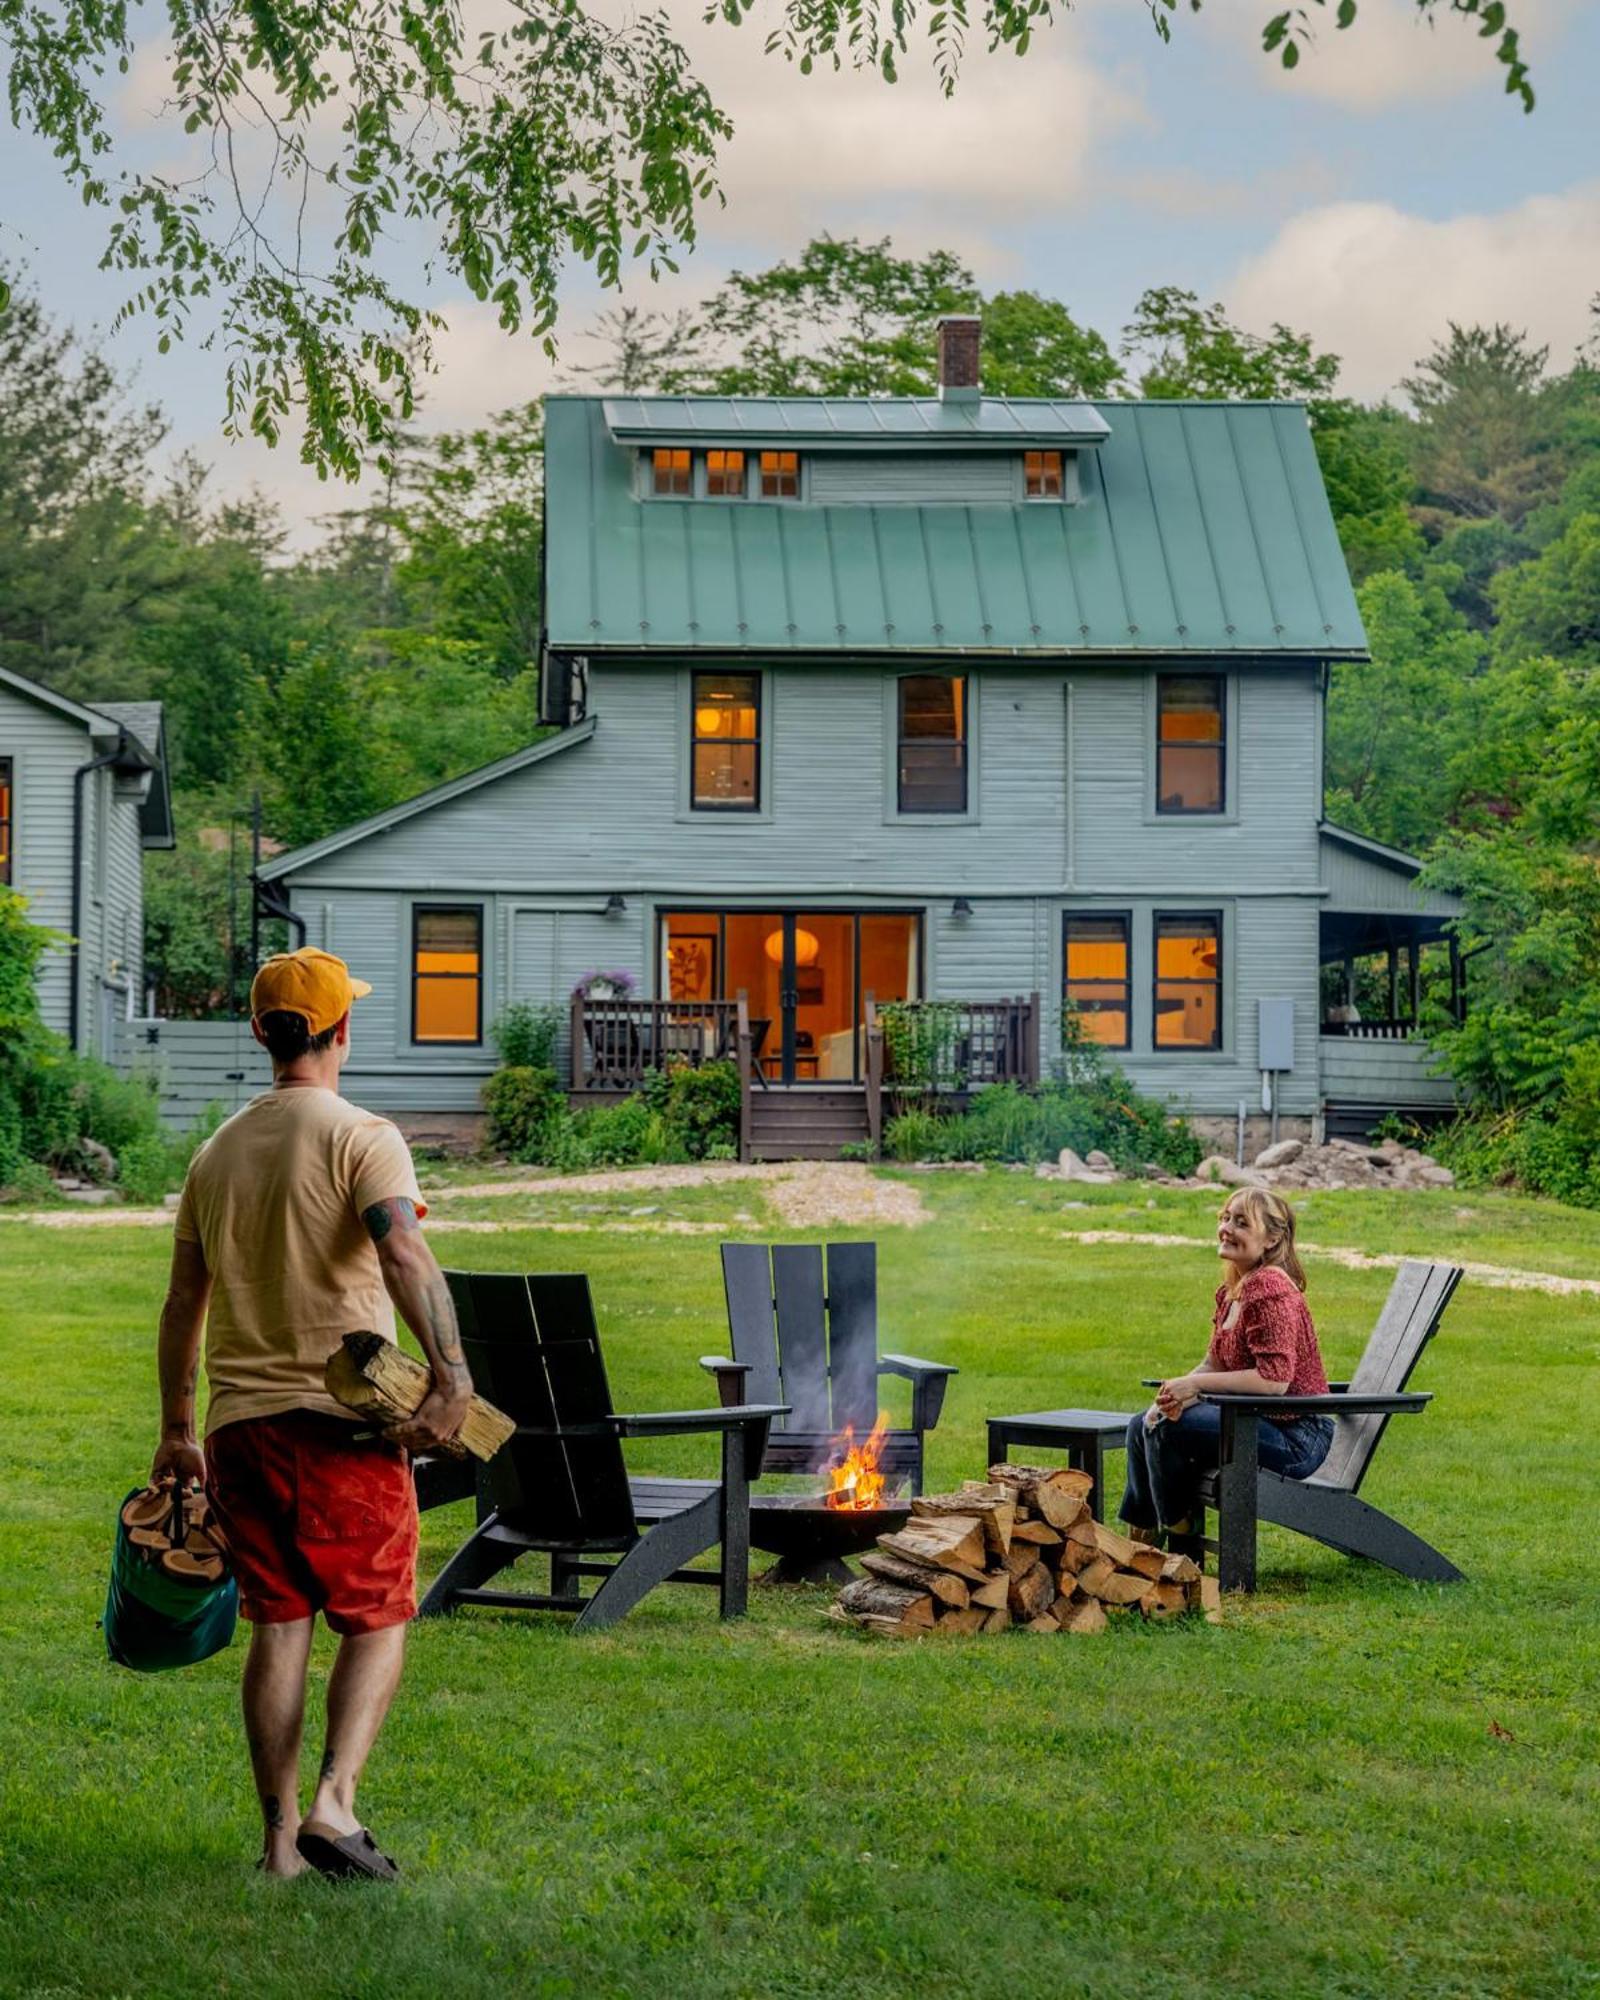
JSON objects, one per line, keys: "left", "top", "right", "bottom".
{"left": 295, "top": 1820, "right": 401, "bottom": 1882}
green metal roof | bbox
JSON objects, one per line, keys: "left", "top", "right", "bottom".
{"left": 601, "top": 394, "right": 1110, "bottom": 449}
{"left": 544, "top": 396, "right": 1367, "bottom": 658}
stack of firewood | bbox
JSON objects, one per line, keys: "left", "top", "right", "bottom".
{"left": 833, "top": 1464, "right": 1222, "bottom": 1637}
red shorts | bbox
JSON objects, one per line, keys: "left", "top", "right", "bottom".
{"left": 206, "top": 1410, "right": 419, "bottom": 1635}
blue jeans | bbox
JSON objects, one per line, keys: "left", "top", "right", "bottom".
{"left": 1119, "top": 1404, "right": 1334, "bottom": 1531}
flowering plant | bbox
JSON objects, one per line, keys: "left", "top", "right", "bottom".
{"left": 571, "top": 968, "right": 637, "bottom": 999}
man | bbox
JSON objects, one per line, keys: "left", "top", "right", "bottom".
{"left": 151, "top": 946, "right": 473, "bottom": 1880}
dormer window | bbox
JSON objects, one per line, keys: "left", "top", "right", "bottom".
{"left": 652, "top": 447, "right": 692, "bottom": 496}
{"left": 707, "top": 448, "right": 747, "bottom": 498}
{"left": 760, "top": 450, "right": 800, "bottom": 499}
{"left": 1025, "top": 449, "right": 1064, "bottom": 500}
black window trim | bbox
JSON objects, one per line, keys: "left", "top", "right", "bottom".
{"left": 1154, "top": 671, "right": 1228, "bottom": 818}
{"left": 1062, "top": 908, "right": 1132, "bottom": 1053}
{"left": 896, "top": 672, "right": 969, "bottom": 816}
{"left": 1151, "top": 908, "right": 1223, "bottom": 1054}
{"left": 411, "top": 901, "right": 484, "bottom": 1046}
{"left": 690, "top": 670, "right": 763, "bottom": 814}
{"left": 0, "top": 755, "right": 12, "bottom": 888}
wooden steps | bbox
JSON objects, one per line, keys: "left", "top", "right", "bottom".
{"left": 747, "top": 1086, "right": 871, "bottom": 1162}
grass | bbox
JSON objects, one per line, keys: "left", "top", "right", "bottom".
{"left": 3, "top": 1174, "right": 1598, "bottom": 1998}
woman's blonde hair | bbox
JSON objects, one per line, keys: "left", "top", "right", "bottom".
{"left": 1219, "top": 1186, "right": 1307, "bottom": 1294}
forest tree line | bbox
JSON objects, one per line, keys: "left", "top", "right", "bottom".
{"left": 3, "top": 237, "right": 1596, "bottom": 1199}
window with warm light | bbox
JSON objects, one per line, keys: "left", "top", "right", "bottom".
{"left": 0, "top": 758, "right": 11, "bottom": 886}
{"left": 897, "top": 676, "right": 968, "bottom": 814}
{"left": 412, "top": 906, "right": 483, "bottom": 1043}
{"left": 691, "top": 672, "right": 761, "bottom": 811}
{"left": 1024, "top": 449, "right": 1064, "bottom": 499}
{"left": 1063, "top": 913, "right": 1130, "bottom": 1049}
{"left": 706, "top": 448, "right": 747, "bottom": 498}
{"left": 759, "top": 450, "right": 800, "bottom": 499}
{"left": 651, "top": 447, "right": 692, "bottom": 496}
{"left": 1156, "top": 674, "right": 1226, "bottom": 814}
{"left": 1153, "top": 913, "right": 1222, "bottom": 1050}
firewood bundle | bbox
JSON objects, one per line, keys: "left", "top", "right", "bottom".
{"left": 833, "top": 1464, "right": 1222, "bottom": 1637}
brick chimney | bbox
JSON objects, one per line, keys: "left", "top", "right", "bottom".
{"left": 936, "top": 314, "right": 981, "bottom": 402}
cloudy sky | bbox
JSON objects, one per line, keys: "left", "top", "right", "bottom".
{"left": 1, "top": 0, "right": 1594, "bottom": 540}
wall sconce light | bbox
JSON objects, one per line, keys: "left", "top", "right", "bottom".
{"left": 952, "top": 897, "right": 974, "bottom": 920}
{"left": 604, "top": 893, "right": 627, "bottom": 916}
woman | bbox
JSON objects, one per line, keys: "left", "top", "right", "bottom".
{"left": 1119, "top": 1186, "right": 1335, "bottom": 1543}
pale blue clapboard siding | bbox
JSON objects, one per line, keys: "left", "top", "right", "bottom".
{"left": 808, "top": 454, "right": 1023, "bottom": 507}
{"left": 1320, "top": 829, "right": 1459, "bottom": 915}
{"left": 279, "top": 664, "right": 1322, "bottom": 902}
{"left": 117, "top": 1018, "right": 271, "bottom": 1128}
{"left": 1319, "top": 1035, "right": 1456, "bottom": 1105}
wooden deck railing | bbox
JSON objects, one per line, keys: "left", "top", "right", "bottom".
{"left": 876, "top": 993, "right": 1041, "bottom": 1097}
{"left": 1322, "top": 1018, "right": 1418, "bottom": 1041}
{"left": 569, "top": 996, "right": 744, "bottom": 1091}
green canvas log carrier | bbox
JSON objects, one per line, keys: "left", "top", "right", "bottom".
{"left": 104, "top": 1485, "right": 237, "bottom": 1672}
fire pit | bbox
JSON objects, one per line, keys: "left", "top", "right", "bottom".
{"left": 750, "top": 1415, "right": 910, "bottom": 1586}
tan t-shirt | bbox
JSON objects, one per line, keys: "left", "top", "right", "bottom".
{"left": 174, "top": 1086, "right": 427, "bottom": 1438}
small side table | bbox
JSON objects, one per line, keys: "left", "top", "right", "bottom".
{"left": 985, "top": 1408, "right": 1136, "bottom": 1522}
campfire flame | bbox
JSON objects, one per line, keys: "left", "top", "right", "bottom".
{"left": 823, "top": 1413, "right": 891, "bottom": 1511}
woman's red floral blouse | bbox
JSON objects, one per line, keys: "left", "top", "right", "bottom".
{"left": 1210, "top": 1265, "right": 1329, "bottom": 1421}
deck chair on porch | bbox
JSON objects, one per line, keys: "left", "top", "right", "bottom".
{"left": 419, "top": 1271, "right": 786, "bottom": 1630}
{"left": 700, "top": 1243, "right": 957, "bottom": 1496}
{"left": 1161, "top": 1258, "right": 1464, "bottom": 1591}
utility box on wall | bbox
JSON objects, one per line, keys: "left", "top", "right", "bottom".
{"left": 1257, "top": 998, "right": 1295, "bottom": 1073}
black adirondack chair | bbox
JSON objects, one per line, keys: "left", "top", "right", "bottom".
{"left": 418, "top": 1270, "right": 786, "bottom": 1630}
{"left": 700, "top": 1243, "right": 956, "bottom": 1496}
{"left": 1166, "top": 1258, "right": 1464, "bottom": 1591}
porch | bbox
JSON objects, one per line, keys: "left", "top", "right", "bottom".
{"left": 569, "top": 991, "right": 1042, "bottom": 1161}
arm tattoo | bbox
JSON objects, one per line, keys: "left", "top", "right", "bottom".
{"left": 425, "top": 1276, "right": 471, "bottom": 1382}
{"left": 363, "top": 1197, "right": 419, "bottom": 1243}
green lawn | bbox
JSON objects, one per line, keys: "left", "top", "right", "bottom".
{"left": 3, "top": 1176, "right": 1598, "bottom": 1999}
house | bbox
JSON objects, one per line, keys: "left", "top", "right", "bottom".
{"left": 0, "top": 666, "right": 174, "bottom": 1059}
{"left": 256, "top": 318, "right": 1461, "bottom": 1156}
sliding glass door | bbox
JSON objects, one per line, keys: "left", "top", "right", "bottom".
{"left": 661, "top": 910, "right": 920, "bottom": 1084}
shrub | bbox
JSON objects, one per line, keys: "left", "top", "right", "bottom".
{"left": 492, "top": 1001, "right": 562, "bottom": 1071}
{"left": 118, "top": 1135, "right": 183, "bottom": 1205}
{"left": 644, "top": 1060, "right": 742, "bottom": 1159}
{"left": 482, "top": 1064, "right": 565, "bottom": 1158}
{"left": 0, "top": 1159, "right": 56, "bottom": 1205}
{"left": 881, "top": 1071, "right": 1201, "bottom": 1175}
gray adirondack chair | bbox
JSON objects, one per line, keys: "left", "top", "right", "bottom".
{"left": 418, "top": 1270, "right": 786, "bottom": 1630}
{"left": 1172, "top": 1258, "right": 1464, "bottom": 1591}
{"left": 700, "top": 1242, "right": 957, "bottom": 1496}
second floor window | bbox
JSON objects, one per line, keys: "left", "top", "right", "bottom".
{"left": 706, "top": 449, "right": 747, "bottom": 498}
{"left": 760, "top": 450, "right": 800, "bottom": 499}
{"left": 413, "top": 905, "right": 483, "bottom": 1043}
{"left": 1063, "top": 914, "right": 1130, "bottom": 1049}
{"left": 692, "top": 673, "right": 761, "bottom": 811}
{"left": 1025, "top": 449, "right": 1064, "bottom": 499}
{"left": 1156, "top": 674, "right": 1226, "bottom": 814}
{"left": 897, "top": 676, "right": 968, "bottom": 814}
{"left": 1154, "top": 912, "right": 1222, "bottom": 1050}
{"left": 0, "top": 758, "right": 11, "bottom": 885}
{"left": 652, "top": 447, "right": 692, "bottom": 496}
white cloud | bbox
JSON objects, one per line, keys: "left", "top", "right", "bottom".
{"left": 1229, "top": 183, "right": 1600, "bottom": 397}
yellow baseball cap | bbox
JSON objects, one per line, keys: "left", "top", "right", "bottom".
{"left": 250, "top": 947, "right": 372, "bottom": 1035}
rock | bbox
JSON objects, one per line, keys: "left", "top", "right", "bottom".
{"left": 64, "top": 1187, "right": 116, "bottom": 1205}
{"left": 1417, "top": 1164, "right": 1456, "bottom": 1187}
{"left": 1252, "top": 1139, "right": 1303, "bottom": 1170}
{"left": 1084, "top": 1149, "right": 1114, "bottom": 1171}
{"left": 1057, "top": 1148, "right": 1087, "bottom": 1176}
{"left": 1194, "top": 1154, "right": 1265, "bottom": 1187}
{"left": 82, "top": 1137, "right": 119, "bottom": 1182}
{"left": 54, "top": 1177, "right": 85, "bottom": 1192}
{"left": 1034, "top": 1162, "right": 1059, "bottom": 1180}
{"left": 1142, "top": 1162, "right": 1170, "bottom": 1181}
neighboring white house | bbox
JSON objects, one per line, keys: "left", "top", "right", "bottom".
{"left": 0, "top": 665, "right": 173, "bottom": 1060}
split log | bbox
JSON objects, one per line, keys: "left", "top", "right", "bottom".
{"left": 1081, "top": 1568, "right": 1151, "bottom": 1607}
{"left": 1009, "top": 1519, "right": 1063, "bottom": 1548}
{"left": 938, "top": 1606, "right": 989, "bottom": 1635}
{"left": 1141, "top": 1581, "right": 1189, "bottom": 1620}
{"left": 969, "top": 1573, "right": 1011, "bottom": 1611}
{"left": 982, "top": 1606, "right": 1012, "bottom": 1634}
{"left": 989, "top": 1464, "right": 1095, "bottom": 1528}
{"left": 1024, "top": 1615, "right": 1060, "bottom": 1633}
{"left": 1002, "top": 1542, "right": 1044, "bottom": 1578}
{"left": 324, "top": 1333, "right": 514, "bottom": 1462}
{"left": 1075, "top": 1554, "right": 1116, "bottom": 1596}
{"left": 1007, "top": 1561, "right": 1056, "bottom": 1622}
{"left": 860, "top": 1551, "right": 970, "bottom": 1609}
{"left": 1199, "top": 1576, "right": 1223, "bottom": 1625}
{"left": 1161, "top": 1552, "right": 1202, "bottom": 1586}
{"left": 837, "top": 1577, "right": 936, "bottom": 1631}
{"left": 1056, "top": 1596, "right": 1108, "bottom": 1635}
{"left": 914, "top": 1487, "right": 1015, "bottom": 1557}
{"left": 1123, "top": 1546, "right": 1167, "bottom": 1581}
{"left": 1058, "top": 1536, "right": 1098, "bottom": 1575}
{"left": 877, "top": 1515, "right": 988, "bottom": 1579}
{"left": 1090, "top": 1521, "right": 1151, "bottom": 1569}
